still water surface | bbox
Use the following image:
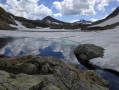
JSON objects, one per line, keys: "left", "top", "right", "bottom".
{"left": 0, "top": 37, "right": 119, "bottom": 90}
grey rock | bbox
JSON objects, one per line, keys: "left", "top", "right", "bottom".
{"left": 41, "top": 63, "right": 50, "bottom": 73}
{"left": 19, "top": 63, "right": 38, "bottom": 74}
{"left": 101, "top": 79, "right": 109, "bottom": 86}
{"left": 79, "top": 54, "right": 89, "bottom": 61}
{"left": 53, "top": 66, "right": 77, "bottom": 88}
{"left": 0, "top": 59, "right": 7, "bottom": 69}
{"left": 74, "top": 44, "right": 104, "bottom": 60}
{"left": 0, "top": 70, "right": 10, "bottom": 78}
{"left": 0, "top": 56, "right": 109, "bottom": 90}
{"left": 0, "top": 86, "right": 7, "bottom": 90}
{"left": 42, "top": 85, "right": 60, "bottom": 90}
{"left": 74, "top": 44, "right": 104, "bottom": 68}
{"left": 27, "top": 56, "right": 48, "bottom": 66}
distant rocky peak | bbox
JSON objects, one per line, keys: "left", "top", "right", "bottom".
{"left": 73, "top": 19, "right": 92, "bottom": 25}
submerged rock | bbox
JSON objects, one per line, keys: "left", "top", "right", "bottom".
{"left": 74, "top": 44, "right": 104, "bottom": 69}
{"left": 0, "top": 55, "right": 109, "bottom": 90}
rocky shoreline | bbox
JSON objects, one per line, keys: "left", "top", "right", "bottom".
{"left": 0, "top": 55, "right": 109, "bottom": 90}
{"left": 74, "top": 44, "right": 119, "bottom": 76}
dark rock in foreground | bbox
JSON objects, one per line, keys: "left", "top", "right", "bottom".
{"left": 0, "top": 55, "right": 108, "bottom": 90}
{"left": 74, "top": 44, "right": 104, "bottom": 69}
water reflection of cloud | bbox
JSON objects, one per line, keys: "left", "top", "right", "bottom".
{"left": 0, "top": 37, "right": 79, "bottom": 63}
{"left": 0, "top": 38, "right": 52, "bottom": 57}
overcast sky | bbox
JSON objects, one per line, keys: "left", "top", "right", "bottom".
{"left": 0, "top": 0, "right": 119, "bottom": 22}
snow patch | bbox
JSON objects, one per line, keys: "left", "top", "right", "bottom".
{"left": 10, "top": 20, "right": 28, "bottom": 30}
{"left": 91, "top": 14, "right": 119, "bottom": 27}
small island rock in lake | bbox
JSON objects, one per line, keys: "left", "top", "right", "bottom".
{"left": 74, "top": 44, "right": 104, "bottom": 69}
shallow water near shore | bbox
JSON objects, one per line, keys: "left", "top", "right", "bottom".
{"left": 0, "top": 37, "right": 119, "bottom": 90}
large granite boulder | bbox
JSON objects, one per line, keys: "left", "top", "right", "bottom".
{"left": 0, "top": 55, "right": 109, "bottom": 90}
{"left": 74, "top": 44, "right": 104, "bottom": 69}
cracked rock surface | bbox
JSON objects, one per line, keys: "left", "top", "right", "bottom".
{"left": 0, "top": 55, "right": 109, "bottom": 90}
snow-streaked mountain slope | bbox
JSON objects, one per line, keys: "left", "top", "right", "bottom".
{"left": 73, "top": 19, "right": 92, "bottom": 25}
{"left": 10, "top": 20, "right": 28, "bottom": 30}
{"left": 0, "top": 6, "right": 48, "bottom": 30}
{"left": 90, "top": 7, "right": 119, "bottom": 28}
{"left": 42, "top": 16, "right": 70, "bottom": 26}
{"left": 92, "top": 14, "right": 119, "bottom": 27}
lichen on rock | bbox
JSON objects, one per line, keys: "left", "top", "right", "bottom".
{"left": 0, "top": 55, "right": 109, "bottom": 90}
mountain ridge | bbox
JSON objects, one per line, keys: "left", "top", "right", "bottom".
{"left": 0, "top": 6, "right": 48, "bottom": 30}
{"left": 0, "top": 7, "right": 17, "bottom": 30}
{"left": 73, "top": 19, "right": 92, "bottom": 25}
{"left": 42, "top": 16, "right": 70, "bottom": 26}
{"left": 0, "top": 6, "right": 119, "bottom": 30}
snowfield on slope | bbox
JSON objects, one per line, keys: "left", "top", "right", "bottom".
{"left": 91, "top": 14, "right": 119, "bottom": 27}
{"left": 0, "top": 27, "right": 119, "bottom": 72}
{"left": 10, "top": 20, "right": 28, "bottom": 30}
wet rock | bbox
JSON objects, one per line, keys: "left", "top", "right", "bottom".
{"left": 74, "top": 44, "right": 104, "bottom": 68}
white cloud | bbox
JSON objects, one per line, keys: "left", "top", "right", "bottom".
{"left": 96, "top": 0, "right": 116, "bottom": 12}
{"left": 0, "top": 0, "right": 52, "bottom": 19}
{"left": 53, "top": 0, "right": 118, "bottom": 16}
{"left": 53, "top": 13, "right": 62, "bottom": 17}
{"left": 70, "top": 19, "right": 79, "bottom": 23}
{"left": 90, "top": 18, "right": 98, "bottom": 22}
{"left": 90, "top": 14, "right": 108, "bottom": 22}
{"left": 102, "top": 14, "right": 108, "bottom": 19}
{"left": 53, "top": 0, "right": 96, "bottom": 16}
{"left": 112, "top": 7, "right": 116, "bottom": 11}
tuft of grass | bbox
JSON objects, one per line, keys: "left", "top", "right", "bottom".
{"left": 0, "top": 55, "right": 33, "bottom": 65}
